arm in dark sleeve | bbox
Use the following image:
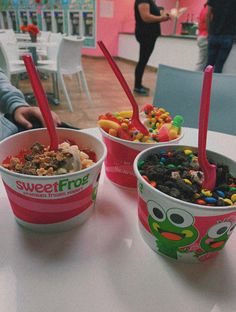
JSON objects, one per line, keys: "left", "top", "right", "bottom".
{"left": 0, "top": 69, "right": 28, "bottom": 115}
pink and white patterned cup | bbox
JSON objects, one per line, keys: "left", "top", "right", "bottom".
{"left": 0, "top": 128, "right": 107, "bottom": 232}
{"left": 134, "top": 145, "right": 236, "bottom": 262}
{"left": 100, "top": 128, "right": 183, "bottom": 189}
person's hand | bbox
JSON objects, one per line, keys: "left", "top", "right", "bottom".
{"left": 162, "top": 12, "right": 171, "bottom": 22}
{"left": 13, "top": 106, "right": 61, "bottom": 129}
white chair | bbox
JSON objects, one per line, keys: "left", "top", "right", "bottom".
{"left": 38, "top": 32, "right": 63, "bottom": 65}
{"left": 37, "top": 36, "right": 92, "bottom": 112}
{"left": 38, "top": 30, "right": 51, "bottom": 42}
{"left": 0, "top": 29, "right": 16, "bottom": 41}
{"left": 0, "top": 41, "right": 27, "bottom": 85}
{"left": 0, "top": 29, "right": 29, "bottom": 57}
{"left": 36, "top": 30, "right": 51, "bottom": 58}
{"left": 36, "top": 32, "right": 63, "bottom": 104}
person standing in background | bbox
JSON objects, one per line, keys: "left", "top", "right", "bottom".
{"left": 195, "top": 3, "right": 208, "bottom": 71}
{"left": 134, "top": 0, "right": 171, "bottom": 96}
{"left": 206, "top": 0, "right": 236, "bottom": 73}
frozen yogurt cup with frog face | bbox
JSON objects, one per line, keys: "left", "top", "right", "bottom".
{"left": 134, "top": 144, "right": 236, "bottom": 262}
{"left": 0, "top": 128, "right": 107, "bottom": 232}
{"left": 98, "top": 105, "right": 184, "bottom": 189}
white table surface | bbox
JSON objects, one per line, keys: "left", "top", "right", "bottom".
{"left": 0, "top": 127, "right": 235, "bottom": 312}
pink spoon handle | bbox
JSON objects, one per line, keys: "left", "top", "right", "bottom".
{"left": 23, "top": 54, "right": 59, "bottom": 150}
{"left": 198, "top": 65, "right": 216, "bottom": 190}
{"left": 97, "top": 41, "right": 149, "bottom": 136}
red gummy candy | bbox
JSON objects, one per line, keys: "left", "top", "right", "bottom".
{"left": 98, "top": 114, "right": 108, "bottom": 120}
{"left": 165, "top": 116, "right": 172, "bottom": 123}
{"left": 142, "top": 104, "right": 153, "bottom": 114}
{"left": 158, "top": 126, "right": 170, "bottom": 142}
{"left": 105, "top": 113, "right": 121, "bottom": 124}
{"left": 117, "top": 128, "right": 132, "bottom": 141}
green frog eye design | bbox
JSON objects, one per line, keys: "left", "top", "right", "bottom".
{"left": 166, "top": 208, "right": 194, "bottom": 228}
{"left": 200, "top": 221, "right": 236, "bottom": 253}
{"left": 147, "top": 200, "right": 198, "bottom": 259}
{"left": 148, "top": 200, "right": 165, "bottom": 222}
{"left": 208, "top": 221, "right": 234, "bottom": 239}
{"left": 147, "top": 201, "right": 194, "bottom": 228}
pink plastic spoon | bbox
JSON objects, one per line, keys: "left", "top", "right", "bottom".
{"left": 23, "top": 54, "right": 59, "bottom": 151}
{"left": 198, "top": 65, "right": 216, "bottom": 190}
{"left": 97, "top": 40, "right": 149, "bottom": 136}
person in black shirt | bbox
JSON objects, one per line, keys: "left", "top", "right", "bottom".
{"left": 134, "top": 0, "right": 171, "bottom": 95}
{"left": 206, "top": 0, "right": 236, "bottom": 73}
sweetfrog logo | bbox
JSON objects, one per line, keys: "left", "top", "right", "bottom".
{"left": 15, "top": 174, "right": 89, "bottom": 194}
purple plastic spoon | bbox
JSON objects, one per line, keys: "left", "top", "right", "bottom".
{"left": 97, "top": 41, "right": 149, "bottom": 136}
{"left": 198, "top": 65, "right": 216, "bottom": 190}
{"left": 23, "top": 54, "right": 59, "bottom": 151}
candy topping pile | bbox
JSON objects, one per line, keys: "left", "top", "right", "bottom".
{"left": 98, "top": 104, "right": 184, "bottom": 143}
{"left": 2, "top": 142, "right": 96, "bottom": 176}
{"left": 138, "top": 148, "right": 236, "bottom": 206}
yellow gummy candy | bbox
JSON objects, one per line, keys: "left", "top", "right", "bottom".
{"left": 98, "top": 119, "right": 120, "bottom": 130}
{"left": 184, "top": 149, "right": 193, "bottom": 155}
{"left": 118, "top": 111, "right": 133, "bottom": 118}
{"left": 169, "top": 129, "right": 178, "bottom": 140}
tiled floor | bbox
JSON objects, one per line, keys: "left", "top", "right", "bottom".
{"left": 19, "top": 56, "right": 157, "bottom": 129}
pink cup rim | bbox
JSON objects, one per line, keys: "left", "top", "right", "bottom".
{"left": 99, "top": 127, "right": 184, "bottom": 146}
{"left": 0, "top": 128, "right": 107, "bottom": 180}
{"left": 133, "top": 144, "right": 236, "bottom": 212}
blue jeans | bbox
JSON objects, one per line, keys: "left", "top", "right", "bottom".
{"left": 207, "top": 35, "right": 234, "bottom": 73}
